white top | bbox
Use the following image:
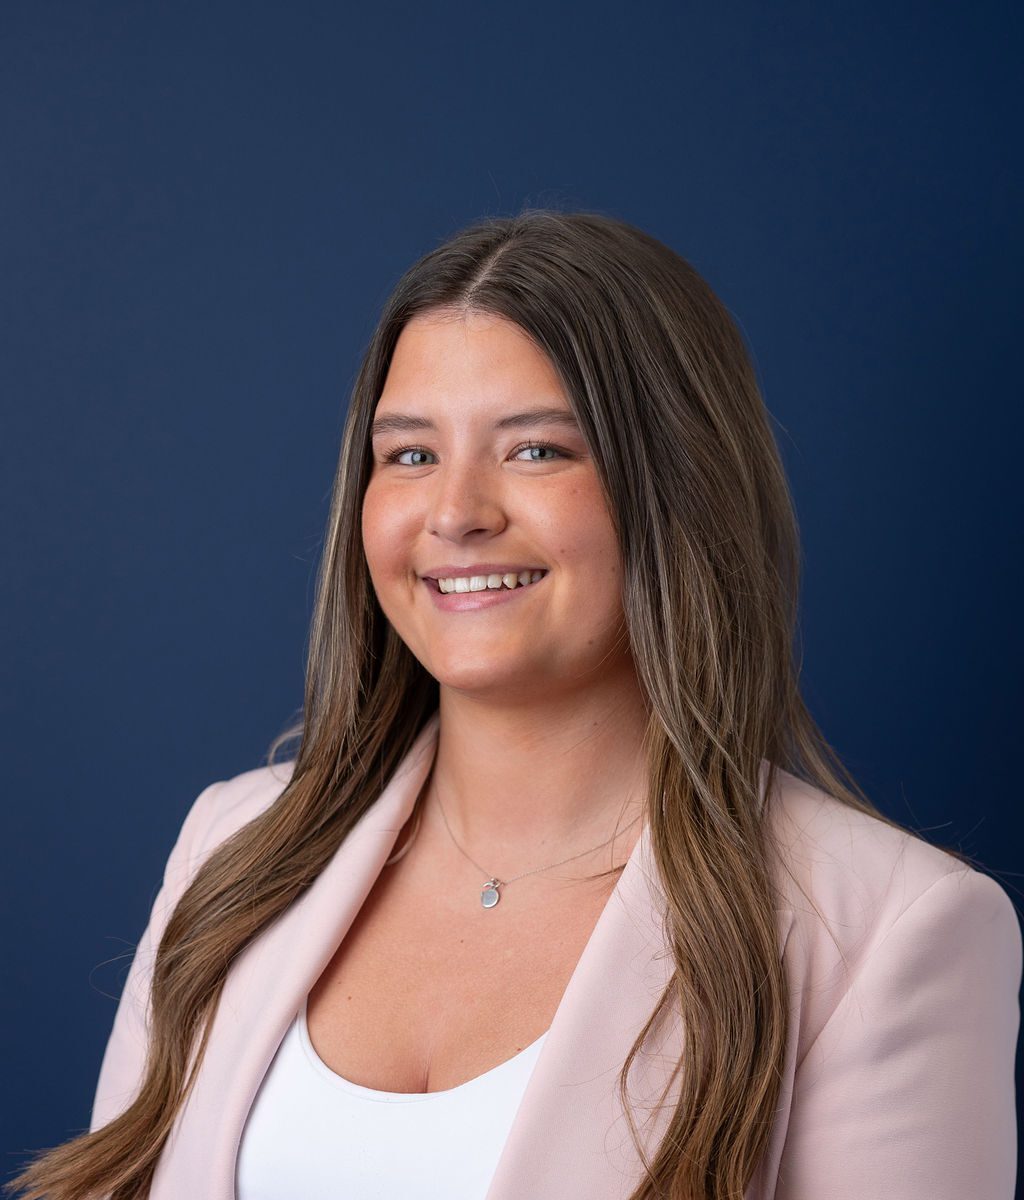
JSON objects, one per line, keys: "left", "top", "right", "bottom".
{"left": 235, "top": 997, "right": 548, "bottom": 1200}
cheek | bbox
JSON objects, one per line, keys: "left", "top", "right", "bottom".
{"left": 537, "top": 496, "right": 624, "bottom": 631}
{"left": 361, "top": 483, "right": 406, "bottom": 574}
{"left": 552, "top": 484, "right": 621, "bottom": 576}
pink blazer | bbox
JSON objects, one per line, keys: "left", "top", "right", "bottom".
{"left": 89, "top": 711, "right": 1022, "bottom": 1198}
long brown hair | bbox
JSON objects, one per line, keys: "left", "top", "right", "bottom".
{"left": 8, "top": 207, "right": 976, "bottom": 1199}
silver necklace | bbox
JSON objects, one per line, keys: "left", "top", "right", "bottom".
{"left": 434, "top": 787, "right": 641, "bottom": 909}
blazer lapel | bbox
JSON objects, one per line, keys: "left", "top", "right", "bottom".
{"left": 484, "top": 811, "right": 681, "bottom": 1200}
{"left": 152, "top": 710, "right": 684, "bottom": 1200}
{"left": 488, "top": 759, "right": 776, "bottom": 1200}
{"left": 154, "top": 713, "right": 444, "bottom": 1200}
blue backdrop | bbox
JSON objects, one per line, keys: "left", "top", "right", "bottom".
{"left": 3, "top": 0, "right": 1021, "bottom": 1188}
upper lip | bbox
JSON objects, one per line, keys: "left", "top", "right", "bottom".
{"left": 420, "top": 563, "right": 548, "bottom": 579}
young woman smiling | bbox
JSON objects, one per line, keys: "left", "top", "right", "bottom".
{"left": 11, "top": 210, "right": 1019, "bottom": 1200}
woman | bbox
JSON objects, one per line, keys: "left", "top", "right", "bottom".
{"left": 10, "top": 209, "right": 1020, "bottom": 1200}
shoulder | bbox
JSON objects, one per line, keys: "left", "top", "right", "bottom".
{"left": 177, "top": 758, "right": 298, "bottom": 875}
{"left": 764, "top": 765, "right": 1021, "bottom": 1053}
{"left": 766, "top": 764, "right": 977, "bottom": 925}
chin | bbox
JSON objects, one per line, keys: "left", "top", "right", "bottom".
{"left": 428, "top": 657, "right": 551, "bottom": 694}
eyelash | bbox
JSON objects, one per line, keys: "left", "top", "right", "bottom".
{"left": 379, "top": 439, "right": 570, "bottom": 466}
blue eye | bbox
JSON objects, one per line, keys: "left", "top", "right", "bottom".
{"left": 380, "top": 440, "right": 570, "bottom": 466}
{"left": 513, "top": 441, "right": 566, "bottom": 462}
{"left": 383, "top": 447, "right": 433, "bottom": 466}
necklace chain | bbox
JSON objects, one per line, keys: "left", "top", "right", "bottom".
{"left": 434, "top": 783, "right": 641, "bottom": 907}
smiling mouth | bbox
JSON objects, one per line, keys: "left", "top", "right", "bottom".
{"left": 426, "top": 570, "right": 548, "bottom": 595}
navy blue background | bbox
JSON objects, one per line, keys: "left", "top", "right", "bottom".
{"left": 3, "top": 0, "right": 1021, "bottom": 1187}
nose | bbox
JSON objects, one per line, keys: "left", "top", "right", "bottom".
{"left": 425, "top": 459, "right": 508, "bottom": 541}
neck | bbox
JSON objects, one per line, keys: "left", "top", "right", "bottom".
{"left": 420, "top": 681, "right": 652, "bottom": 875}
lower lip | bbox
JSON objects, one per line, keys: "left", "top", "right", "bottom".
{"left": 423, "top": 572, "right": 548, "bottom": 612}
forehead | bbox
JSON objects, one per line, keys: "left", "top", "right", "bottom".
{"left": 377, "top": 312, "right": 570, "bottom": 413}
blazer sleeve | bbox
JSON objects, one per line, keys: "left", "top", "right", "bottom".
{"left": 775, "top": 865, "right": 1022, "bottom": 1199}
{"left": 89, "top": 779, "right": 226, "bottom": 1134}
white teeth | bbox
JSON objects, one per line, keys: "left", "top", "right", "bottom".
{"left": 436, "top": 569, "right": 545, "bottom": 594}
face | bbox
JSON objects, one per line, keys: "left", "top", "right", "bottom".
{"left": 361, "top": 310, "right": 631, "bottom": 701}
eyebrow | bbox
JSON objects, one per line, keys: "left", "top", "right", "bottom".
{"left": 370, "top": 406, "right": 581, "bottom": 439}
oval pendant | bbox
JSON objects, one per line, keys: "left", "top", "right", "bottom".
{"left": 481, "top": 879, "right": 501, "bottom": 909}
